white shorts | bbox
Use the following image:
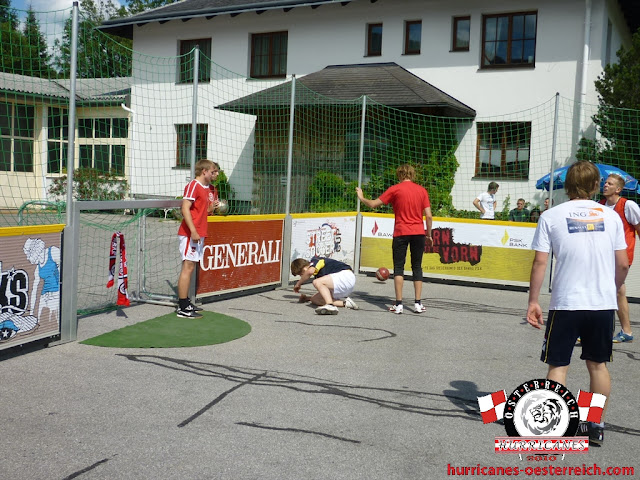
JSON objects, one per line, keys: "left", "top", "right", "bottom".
{"left": 179, "top": 235, "right": 204, "bottom": 262}
{"left": 330, "top": 269, "right": 356, "bottom": 299}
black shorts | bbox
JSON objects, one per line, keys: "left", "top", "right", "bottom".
{"left": 540, "top": 310, "right": 614, "bottom": 366}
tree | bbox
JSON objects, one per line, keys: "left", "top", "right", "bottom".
{"left": 582, "top": 29, "right": 640, "bottom": 178}
{"left": 121, "top": 0, "right": 178, "bottom": 16}
{"left": 22, "top": 7, "right": 55, "bottom": 78}
{"left": 53, "top": 0, "right": 132, "bottom": 78}
{"left": 0, "top": 0, "right": 18, "bottom": 30}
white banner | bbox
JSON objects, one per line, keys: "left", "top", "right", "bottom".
{"left": 290, "top": 215, "right": 357, "bottom": 267}
{"left": 362, "top": 216, "right": 535, "bottom": 249}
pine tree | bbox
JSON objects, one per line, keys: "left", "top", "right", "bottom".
{"left": 53, "top": 0, "right": 132, "bottom": 78}
{"left": 0, "top": 0, "right": 18, "bottom": 30}
{"left": 123, "top": 0, "right": 178, "bottom": 16}
{"left": 1, "top": 0, "right": 33, "bottom": 75}
{"left": 23, "top": 7, "right": 55, "bottom": 78}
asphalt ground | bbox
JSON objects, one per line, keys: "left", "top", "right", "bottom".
{"left": 2, "top": 276, "right": 639, "bottom": 480}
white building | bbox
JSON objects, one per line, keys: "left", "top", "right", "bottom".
{"left": 101, "top": 0, "right": 638, "bottom": 213}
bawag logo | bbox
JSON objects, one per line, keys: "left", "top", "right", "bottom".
{"left": 478, "top": 379, "right": 605, "bottom": 453}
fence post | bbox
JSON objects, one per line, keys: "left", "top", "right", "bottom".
{"left": 55, "top": 2, "right": 80, "bottom": 345}
{"left": 280, "top": 75, "right": 296, "bottom": 288}
{"left": 354, "top": 95, "right": 367, "bottom": 272}
{"left": 188, "top": 45, "right": 200, "bottom": 301}
{"left": 58, "top": 202, "right": 80, "bottom": 344}
{"left": 64, "top": 1, "right": 79, "bottom": 226}
{"left": 542, "top": 92, "right": 561, "bottom": 294}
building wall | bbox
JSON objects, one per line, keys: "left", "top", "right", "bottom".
{"left": 127, "top": 0, "right": 632, "bottom": 209}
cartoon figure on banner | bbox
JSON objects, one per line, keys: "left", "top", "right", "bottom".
{"left": 24, "top": 238, "right": 60, "bottom": 323}
{"left": 306, "top": 222, "right": 342, "bottom": 259}
{"left": 0, "top": 238, "right": 60, "bottom": 342}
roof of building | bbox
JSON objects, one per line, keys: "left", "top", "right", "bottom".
{"left": 100, "top": 0, "right": 639, "bottom": 39}
{"left": 217, "top": 63, "right": 476, "bottom": 118}
{"left": 0, "top": 74, "right": 131, "bottom": 104}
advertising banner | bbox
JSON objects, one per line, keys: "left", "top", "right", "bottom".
{"left": 290, "top": 214, "right": 357, "bottom": 266}
{"left": 197, "top": 217, "right": 283, "bottom": 297}
{"left": 361, "top": 214, "right": 536, "bottom": 284}
{"left": 1, "top": 225, "right": 64, "bottom": 351}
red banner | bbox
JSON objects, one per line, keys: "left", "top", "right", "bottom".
{"left": 197, "top": 219, "right": 283, "bottom": 296}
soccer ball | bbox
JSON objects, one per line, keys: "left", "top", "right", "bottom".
{"left": 376, "top": 267, "right": 390, "bottom": 281}
{"left": 216, "top": 199, "right": 229, "bottom": 215}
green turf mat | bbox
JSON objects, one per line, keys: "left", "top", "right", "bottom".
{"left": 80, "top": 311, "right": 251, "bottom": 348}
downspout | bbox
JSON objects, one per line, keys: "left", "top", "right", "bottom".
{"left": 577, "top": 0, "right": 592, "bottom": 139}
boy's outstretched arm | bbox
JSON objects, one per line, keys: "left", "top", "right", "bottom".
{"left": 293, "top": 266, "right": 316, "bottom": 293}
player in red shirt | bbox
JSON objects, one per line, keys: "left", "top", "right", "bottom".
{"left": 356, "top": 164, "right": 433, "bottom": 314}
{"left": 176, "top": 159, "right": 219, "bottom": 318}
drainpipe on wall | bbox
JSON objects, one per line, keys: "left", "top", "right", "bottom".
{"left": 577, "top": 0, "right": 592, "bottom": 139}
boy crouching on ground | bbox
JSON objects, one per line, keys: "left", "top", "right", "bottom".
{"left": 291, "top": 257, "right": 359, "bottom": 315}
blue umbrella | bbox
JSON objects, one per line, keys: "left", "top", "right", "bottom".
{"left": 535, "top": 163, "right": 639, "bottom": 193}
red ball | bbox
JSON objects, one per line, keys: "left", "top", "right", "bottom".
{"left": 376, "top": 267, "right": 390, "bottom": 281}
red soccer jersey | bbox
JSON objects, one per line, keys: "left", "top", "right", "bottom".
{"left": 178, "top": 180, "right": 210, "bottom": 238}
{"left": 379, "top": 181, "right": 431, "bottom": 236}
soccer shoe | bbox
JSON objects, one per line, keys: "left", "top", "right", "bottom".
{"left": 176, "top": 306, "right": 203, "bottom": 319}
{"left": 315, "top": 304, "right": 339, "bottom": 315}
{"left": 389, "top": 304, "right": 403, "bottom": 314}
{"left": 588, "top": 422, "right": 604, "bottom": 446}
{"left": 612, "top": 330, "right": 633, "bottom": 343}
{"left": 189, "top": 302, "right": 204, "bottom": 312}
{"left": 344, "top": 297, "right": 359, "bottom": 310}
{"left": 414, "top": 303, "right": 426, "bottom": 313}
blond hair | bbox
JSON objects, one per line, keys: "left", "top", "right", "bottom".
{"left": 607, "top": 173, "right": 625, "bottom": 190}
{"left": 195, "top": 159, "right": 214, "bottom": 177}
{"left": 396, "top": 164, "right": 416, "bottom": 182}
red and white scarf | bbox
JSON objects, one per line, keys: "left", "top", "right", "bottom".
{"left": 107, "top": 231, "right": 130, "bottom": 306}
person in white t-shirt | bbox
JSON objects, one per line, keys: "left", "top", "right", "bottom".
{"left": 527, "top": 161, "right": 629, "bottom": 446}
{"left": 473, "top": 182, "right": 499, "bottom": 219}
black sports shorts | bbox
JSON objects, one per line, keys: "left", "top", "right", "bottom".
{"left": 540, "top": 310, "right": 614, "bottom": 366}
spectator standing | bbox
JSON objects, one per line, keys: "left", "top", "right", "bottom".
{"left": 473, "top": 182, "right": 499, "bottom": 219}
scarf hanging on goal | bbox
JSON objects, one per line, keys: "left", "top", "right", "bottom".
{"left": 106, "top": 231, "right": 130, "bottom": 306}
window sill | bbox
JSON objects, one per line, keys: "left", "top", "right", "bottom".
{"left": 402, "top": 52, "right": 420, "bottom": 56}
{"left": 472, "top": 175, "right": 530, "bottom": 181}
{"left": 478, "top": 63, "right": 535, "bottom": 71}
{"left": 175, "top": 80, "right": 212, "bottom": 85}
{"left": 450, "top": 48, "right": 470, "bottom": 52}
{"left": 247, "top": 75, "right": 287, "bottom": 81}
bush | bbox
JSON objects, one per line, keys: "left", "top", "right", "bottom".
{"left": 306, "top": 171, "right": 357, "bottom": 212}
{"left": 48, "top": 168, "right": 128, "bottom": 201}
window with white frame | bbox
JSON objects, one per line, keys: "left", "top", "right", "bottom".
{"left": 77, "top": 117, "right": 128, "bottom": 175}
{"left": 0, "top": 101, "right": 35, "bottom": 172}
{"left": 47, "top": 107, "right": 69, "bottom": 174}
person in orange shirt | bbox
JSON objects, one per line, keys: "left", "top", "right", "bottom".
{"left": 600, "top": 173, "right": 640, "bottom": 343}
